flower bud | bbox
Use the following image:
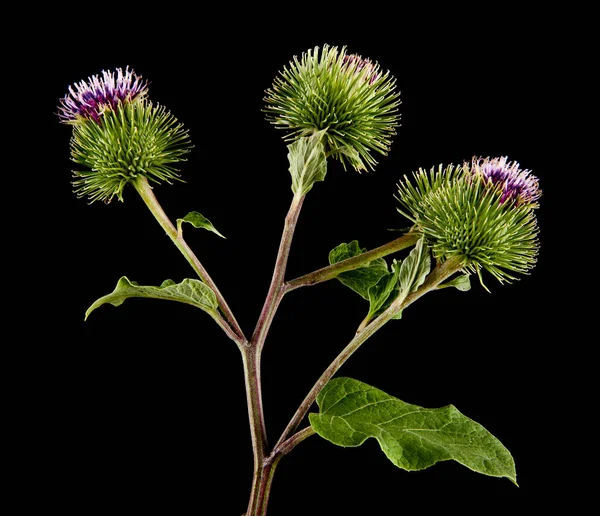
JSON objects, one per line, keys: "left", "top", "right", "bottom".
{"left": 264, "top": 45, "right": 400, "bottom": 172}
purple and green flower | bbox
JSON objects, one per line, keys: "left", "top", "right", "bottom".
{"left": 59, "top": 67, "right": 191, "bottom": 203}
{"left": 58, "top": 67, "right": 148, "bottom": 125}
{"left": 396, "top": 157, "right": 541, "bottom": 287}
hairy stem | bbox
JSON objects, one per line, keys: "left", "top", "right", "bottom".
{"left": 274, "top": 256, "right": 465, "bottom": 450}
{"left": 133, "top": 176, "right": 246, "bottom": 346}
{"left": 267, "top": 427, "right": 316, "bottom": 465}
{"left": 283, "top": 232, "right": 419, "bottom": 293}
{"left": 250, "top": 194, "right": 305, "bottom": 351}
{"left": 243, "top": 347, "right": 269, "bottom": 515}
{"left": 245, "top": 193, "right": 305, "bottom": 516}
{"left": 245, "top": 456, "right": 281, "bottom": 516}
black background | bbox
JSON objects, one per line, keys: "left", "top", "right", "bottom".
{"left": 18, "top": 5, "right": 584, "bottom": 514}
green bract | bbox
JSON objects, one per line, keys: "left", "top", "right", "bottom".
{"left": 264, "top": 44, "right": 400, "bottom": 172}
{"left": 396, "top": 163, "right": 540, "bottom": 286}
{"left": 70, "top": 99, "right": 192, "bottom": 203}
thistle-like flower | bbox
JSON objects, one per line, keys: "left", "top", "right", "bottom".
{"left": 58, "top": 67, "right": 148, "bottom": 124}
{"left": 467, "top": 156, "right": 541, "bottom": 206}
{"left": 396, "top": 159, "right": 541, "bottom": 286}
{"left": 264, "top": 44, "right": 400, "bottom": 172}
{"left": 59, "top": 68, "right": 192, "bottom": 203}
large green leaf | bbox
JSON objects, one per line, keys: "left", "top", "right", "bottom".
{"left": 85, "top": 276, "right": 218, "bottom": 320}
{"left": 287, "top": 130, "right": 327, "bottom": 196}
{"left": 328, "top": 241, "right": 389, "bottom": 300}
{"left": 309, "top": 377, "right": 517, "bottom": 483}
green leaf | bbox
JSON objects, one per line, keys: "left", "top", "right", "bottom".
{"left": 309, "top": 377, "right": 517, "bottom": 484}
{"left": 369, "top": 240, "right": 430, "bottom": 322}
{"left": 367, "top": 265, "right": 400, "bottom": 318}
{"left": 177, "top": 211, "right": 225, "bottom": 239}
{"left": 328, "top": 241, "right": 388, "bottom": 300}
{"left": 328, "top": 240, "right": 362, "bottom": 264}
{"left": 398, "top": 237, "right": 431, "bottom": 297}
{"left": 85, "top": 276, "right": 219, "bottom": 320}
{"left": 288, "top": 130, "right": 328, "bottom": 196}
{"left": 438, "top": 273, "right": 472, "bottom": 291}
{"left": 335, "top": 145, "right": 365, "bottom": 172}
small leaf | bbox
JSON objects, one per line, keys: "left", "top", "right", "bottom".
{"left": 335, "top": 145, "right": 366, "bottom": 172}
{"left": 367, "top": 266, "right": 399, "bottom": 318}
{"left": 309, "top": 377, "right": 517, "bottom": 484}
{"left": 85, "top": 276, "right": 219, "bottom": 320}
{"left": 177, "top": 211, "right": 225, "bottom": 239}
{"left": 367, "top": 240, "right": 430, "bottom": 323}
{"left": 329, "top": 241, "right": 388, "bottom": 300}
{"left": 288, "top": 130, "right": 328, "bottom": 196}
{"left": 438, "top": 274, "right": 471, "bottom": 291}
{"left": 398, "top": 237, "right": 431, "bottom": 296}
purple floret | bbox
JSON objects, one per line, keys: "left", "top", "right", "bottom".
{"left": 58, "top": 67, "right": 148, "bottom": 124}
{"left": 471, "top": 156, "right": 541, "bottom": 205}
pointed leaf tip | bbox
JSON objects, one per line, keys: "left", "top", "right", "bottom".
{"left": 177, "top": 211, "right": 226, "bottom": 239}
{"left": 438, "top": 273, "right": 471, "bottom": 291}
{"left": 85, "top": 276, "right": 218, "bottom": 320}
{"left": 309, "top": 377, "right": 517, "bottom": 484}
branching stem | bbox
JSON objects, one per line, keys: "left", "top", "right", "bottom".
{"left": 244, "top": 193, "right": 305, "bottom": 516}
{"left": 136, "top": 177, "right": 463, "bottom": 515}
{"left": 283, "top": 232, "right": 419, "bottom": 293}
{"left": 273, "top": 256, "right": 465, "bottom": 452}
{"left": 133, "top": 176, "right": 246, "bottom": 346}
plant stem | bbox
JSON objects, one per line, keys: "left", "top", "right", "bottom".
{"left": 250, "top": 193, "right": 305, "bottom": 351}
{"left": 133, "top": 177, "right": 246, "bottom": 346}
{"left": 246, "top": 428, "right": 315, "bottom": 515}
{"left": 245, "top": 456, "right": 282, "bottom": 516}
{"left": 283, "top": 232, "right": 419, "bottom": 293}
{"left": 242, "top": 346, "right": 269, "bottom": 515}
{"left": 267, "top": 427, "right": 316, "bottom": 464}
{"left": 244, "top": 193, "right": 305, "bottom": 516}
{"left": 273, "top": 255, "right": 465, "bottom": 451}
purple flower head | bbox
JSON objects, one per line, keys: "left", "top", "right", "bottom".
{"left": 470, "top": 156, "right": 541, "bottom": 206}
{"left": 342, "top": 54, "right": 380, "bottom": 84}
{"left": 58, "top": 67, "right": 148, "bottom": 124}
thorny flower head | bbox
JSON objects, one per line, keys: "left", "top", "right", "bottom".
{"left": 264, "top": 44, "right": 400, "bottom": 172}
{"left": 467, "top": 156, "right": 541, "bottom": 206}
{"left": 58, "top": 67, "right": 148, "bottom": 124}
{"left": 395, "top": 158, "right": 541, "bottom": 288}
{"left": 59, "top": 68, "right": 192, "bottom": 203}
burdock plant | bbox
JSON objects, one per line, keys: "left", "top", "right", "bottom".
{"left": 60, "top": 46, "right": 541, "bottom": 515}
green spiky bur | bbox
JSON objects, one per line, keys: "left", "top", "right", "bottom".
{"left": 70, "top": 99, "right": 192, "bottom": 203}
{"left": 396, "top": 164, "right": 539, "bottom": 286}
{"left": 264, "top": 44, "right": 400, "bottom": 172}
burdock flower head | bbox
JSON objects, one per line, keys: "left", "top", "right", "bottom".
{"left": 58, "top": 67, "right": 148, "bottom": 124}
{"left": 264, "top": 44, "right": 400, "bottom": 172}
{"left": 58, "top": 67, "right": 192, "bottom": 203}
{"left": 396, "top": 158, "right": 541, "bottom": 287}
{"left": 468, "top": 156, "right": 541, "bottom": 206}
